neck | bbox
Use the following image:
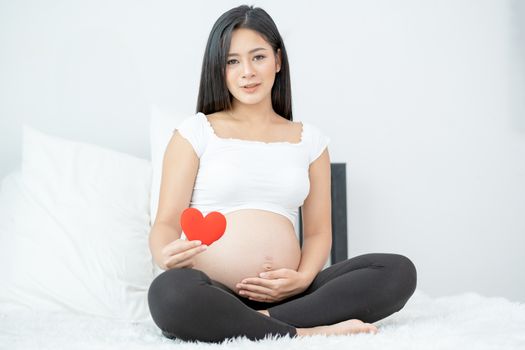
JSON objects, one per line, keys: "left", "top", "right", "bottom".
{"left": 229, "top": 99, "right": 275, "bottom": 126}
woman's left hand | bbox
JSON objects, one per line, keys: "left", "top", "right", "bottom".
{"left": 235, "top": 268, "right": 311, "bottom": 303}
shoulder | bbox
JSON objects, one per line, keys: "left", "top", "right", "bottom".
{"left": 175, "top": 112, "right": 210, "bottom": 158}
{"left": 303, "top": 121, "right": 330, "bottom": 139}
{"left": 300, "top": 120, "right": 331, "bottom": 164}
{"left": 178, "top": 112, "right": 206, "bottom": 127}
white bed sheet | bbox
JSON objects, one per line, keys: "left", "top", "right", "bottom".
{"left": 1, "top": 290, "right": 524, "bottom": 350}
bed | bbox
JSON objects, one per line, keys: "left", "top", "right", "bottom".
{"left": 2, "top": 290, "right": 524, "bottom": 349}
{"left": 1, "top": 106, "right": 524, "bottom": 349}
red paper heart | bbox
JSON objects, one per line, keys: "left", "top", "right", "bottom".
{"left": 180, "top": 208, "right": 226, "bottom": 246}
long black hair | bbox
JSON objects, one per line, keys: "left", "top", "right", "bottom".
{"left": 196, "top": 5, "right": 293, "bottom": 121}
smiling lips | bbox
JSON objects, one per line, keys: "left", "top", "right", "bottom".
{"left": 242, "top": 83, "right": 261, "bottom": 88}
{"left": 242, "top": 83, "right": 261, "bottom": 93}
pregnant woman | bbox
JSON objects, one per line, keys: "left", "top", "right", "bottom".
{"left": 147, "top": 5, "right": 417, "bottom": 343}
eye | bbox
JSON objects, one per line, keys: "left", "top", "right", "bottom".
{"left": 226, "top": 55, "right": 266, "bottom": 65}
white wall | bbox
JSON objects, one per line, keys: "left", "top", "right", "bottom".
{"left": 1, "top": 0, "right": 524, "bottom": 302}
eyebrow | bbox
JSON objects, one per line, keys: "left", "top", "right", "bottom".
{"left": 227, "top": 47, "right": 267, "bottom": 57}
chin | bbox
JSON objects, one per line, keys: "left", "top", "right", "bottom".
{"left": 233, "top": 91, "right": 272, "bottom": 105}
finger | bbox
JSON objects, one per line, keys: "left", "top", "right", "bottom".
{"left": 165, "top": 245, "right": 207, "bottom": 268}
{"left": 176, "top": 260, "right": 194, "bottom": 269}
{"left": 237, "top": 280, "right": 273, "bottom": 294}
{"left": 166, "top": 256, "right": 195, "bottom": 269}
{"left": 244, "top": 291, "right": 273, "bottom": 302}
{"left": 237, "top": 283, "right": 274, "bottom": 296}
{"left": 237, "top": 288, "right": 262, "bottom": 299}
{"left": 259, "top": 268, "right": 290, "bottom": 279}
{"left": 177, "top": 243, "right": 208, "bottom": 260}
{"left": 240, "top": 277, "right": 273, "bottom": 286}
{"left": 165, "top": 257, "right": 193, "bottom": 269}
{"left": 165, "top": 239, "right": 202, "bottom": 255}
{"left": 165, "top": 258, "right": 193, "bottom": 269}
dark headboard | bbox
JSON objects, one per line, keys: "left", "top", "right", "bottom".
{"left": 298, "top": 163, "right": 348, "bottom": 265}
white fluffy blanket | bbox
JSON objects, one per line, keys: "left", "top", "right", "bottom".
{"left": 1, "top": 290, "right": 524, "bottom": 350}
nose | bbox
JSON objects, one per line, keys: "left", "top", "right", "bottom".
{"left": 242, "top": 61, "right": 255, "bottom": 78}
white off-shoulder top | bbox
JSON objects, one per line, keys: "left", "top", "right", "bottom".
{"left": 174, "top": 112, "right": 331, "bottom": 231}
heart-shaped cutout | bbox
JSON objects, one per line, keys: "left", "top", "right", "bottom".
{"left": 180, "top": 207, "right": 226, "bottom": 246}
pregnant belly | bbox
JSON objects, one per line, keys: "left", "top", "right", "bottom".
{"left": 192, "top": 209, "right": 302, "bottom": 293}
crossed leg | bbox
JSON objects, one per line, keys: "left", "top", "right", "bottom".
{"left": 147, "top": 253, "right": 417, "bottom": 343}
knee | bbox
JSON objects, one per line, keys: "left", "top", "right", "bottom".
{"left": 147, "top": 268, "right": 207, "bottom": 333}
{"left": 387, "top": 254, "right": 417, "bottom": 299}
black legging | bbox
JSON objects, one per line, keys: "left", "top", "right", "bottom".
{"left": 147, "top": 253, "right": 417, "bottom": 343}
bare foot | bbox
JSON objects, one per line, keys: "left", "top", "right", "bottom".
{"left": 296, "top": 319, "right": 378, "bottom": 337}
{"left": 257, "top": 310, "right": 270, "bottom": 317}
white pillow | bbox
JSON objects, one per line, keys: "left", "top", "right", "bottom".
{"left": 0, "top": 125, "right": 154, "bottom": 322}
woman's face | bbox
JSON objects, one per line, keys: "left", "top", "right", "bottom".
{"left": 225, "top": 28, "right": 281, "bottom": 107}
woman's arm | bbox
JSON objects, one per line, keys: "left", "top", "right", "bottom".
{"left": 297, "top": 147, "right": 332, "bottom": 286}
{"left": 149, "top": 130, "right": 199, "bottom": 269}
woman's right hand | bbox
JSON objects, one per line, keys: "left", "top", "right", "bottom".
{"left": 161, "top": 238, "right": 208, "bottom": 270}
